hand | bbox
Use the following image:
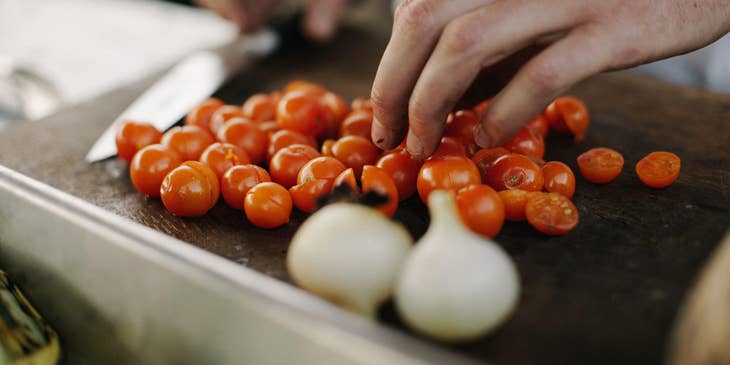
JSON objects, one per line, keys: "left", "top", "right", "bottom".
{"left": 370, "top": 0, "right": 730, "bottom": 158}
{"left": 195, "top": 0, "right": 347, "bottom": 41}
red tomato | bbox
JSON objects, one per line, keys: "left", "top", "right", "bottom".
{"left": 525, "top": 192, "right": 579, "bottom": 235}
{"left": 199, "top": 142, "right": 250, "bottom": 179}
{"left": 485, "top": 154, "right": 544, "bottom": 191}
{"left": 577, "top": 147, "right": 624, "bottom": 184}
{"left": 545, "top": 96, "right": 589, "bottom": 140}
{"left": 636, "top": 151, "right": 681, "bottom": 188}
{"left": 502, "top": 127, "right": 545, "bottom": 160}
{"left": 160, "top": 161, "right": 220, "bottom": 217}
{"left": 445, "top": 109, "right": 479, "bottom": 155}
{"left": 417, "top": 156, "right": 481, "bottom": 203}
{"left": 339, "top": 110, "right": 373, "bottom": 139}
{"left": 216, "top": 118, "right": 268, "bottom": 164}
{"left": 498, "top": 189, "right": 533, "bottom": 221}
{"left": 471, "top": 147, "right": 510, "bottom": 182}
{"left": 221, "top": 165, "right": 271, "bottom": 210}
{"left": 283, "top": 80, "right": 327, "bottom": 97}
{"left": 115, "top": 120, "right": 162, "bottom": 162}
{"left": 376, "top": 149, "right": 420, "bottom": 201}
{"left": 431, "top": 136, "right": 467, "bottom": 158}
{"left": 258, "top": 120, "right": 280, "bottom": 136}
{"left": 245, "top": 182, "right": 292, "bottom": 228}
{"left": 319, "top": 92, "right": 350, "bottom": 139}
{"left": 130, "top": 144, "right": 182, "bottom": 197}
{"left": 541, "top": 161, "right": 576, "bottom": 198}
{"left": 333, "top": 168, "right": 359, "bottom": 192}
{"left": 161, "top": 125, "right": 215, "bottom": 161}
{"left": 289, "top": 179, "right": 333, "bottom": 213}
{"left": 209, "top": 105, "right": 245, "bottom": 134}
{"left": 473, "top": 98, "right": 492, "bottom": 116}
{"left": 331, "top": 135, "right": 380, "bottom": 176}
{"left": 297, "top": 156, "right": 347, "bottom": 184}
{"left": 351, "top": 97, "right": 373, "bottom": 113}
{"left": 185, "top": 98, "right": 224, "bottom": 132}
{"left": 361, "top": 165, "right": 399, "bottom": 217}
{"left": 267, "top": 129, "right": 317, "bottom": 161}
{"left": 276, "top": 90, "right": 323, "bottom": 136}
{"left": 320, "top": 139, "right": 336, "bottom": 157}
{"left": 242, "top": 94, "right": 277, "bottom": 122}
{"left": 456, "top": 184, "right": 505, "bottom": 238}
{"left": 527, "top": 114, "right": 550, "bottom": 138}
{"left": 269, "top": 144, "right": 321, "bottom": 188}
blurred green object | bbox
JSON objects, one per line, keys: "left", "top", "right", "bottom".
{"left": 0, "top": 271, "right": 59, "bottom": 365}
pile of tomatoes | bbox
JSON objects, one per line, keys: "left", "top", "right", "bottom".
{"left": 115, "top": 80, "right": 680, "bottom": 235}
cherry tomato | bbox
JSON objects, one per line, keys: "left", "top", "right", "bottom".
{"left": 276, "top": 90, "right": 323, "bottom": 136}
{"left": 577, "top": 147, "right": 624, "bottom": 184}
{"left": 209, "top": 105, "right": 245, "bottom": 134}
{"left": 269, "top": 144, "right": 321, "bottom": 188}
{"left": 221, "top": 165, "right": 271, "bottom": 210}
{"left": 283, "top": 80, "right": 327, "bottom": 97}
{"left": 267, "top": 129, "right": 317, "bottom": 161}
{"left": 289, "top": 179, "right": 333, "bottom": 213}
{"left": 319, "top": 92, "right": 350, "bottom": 139}
{"left": 376, "top": 149, "right": 420, "bottom": 201}
{"left": 199, "top": 142, "right": 250, "bottom": 179}
{"left": 130, "top": 144, "right": 182, "bottom": 197}
{"left": 115, "top": 120, "right": 162, "bottom": 162}
{"left": 498, "top": 189, "right": 533, "bottom": 221}
{"left": 361, "top": 165, "right": 399, "bottom": 216}
{"left": 445, "top": 109, "right": 479, "bottom": 155}
{"left": 297, "top": 156, "right": 347, "bottom": 184}
{"left": 161, "top": 125, "right": 215, "bottom": 161}
{"left": 473, "top": 98, "right": 492, "bottom": 116}
{"left": 636, "top": 151, "right": 681, "bottom": 188}
{"left": 245, "top": 182, "right": 292, "bottom": 228}
{"left": 417, "top": 156, "right": 481, "bottom": 203}
{"left": 525, "top": 192, "right": 579, "bottom": 236}
{"left": 471, "top": 147, "right": 510, "bottom": 182}
{"left": 160, "top": 161, "right": 220, "bottom": 217}
{"left": 431, "top": 136, "right": 467, "bottom": 158}
{"left": 242, "top": 94, "right": 277, "bottom": 122}
{"left": 321, "top": 139, "right": 336, "bottom": 157}
{"left": 527, "top": 114, "right": 550, "bottom": 138}
{"left": 351, "top": 97, "right": 373, "bottom": 113}
{"left": 541, "top": 161, "right": 576, "bottom": 198}
{"left": 333, "top": 168, "right": 359, "bottom": 192}
{"left": 545, "top": 96, "right": 589, "bottom": 140}
{"left": 456, "top": 184, "right": 505, "bottom": 238}
{"left": 339, "top": 110, "right": 373, "bottom": 139}
{"left": 216, "top": 118, "right": 268, "bottom": 164}
{"left": 502, "top": 127, "right": 545, "bottom": 160}
{"left": 185, "top": 97, "right": 224, "bottom": 131}
{"left": 331, "top": 135, "right": 379, "bottom": 176}
{"left": 485, "top": 154, "right": 544, "bottom": 191}
{"left": 258, "top": 120, "right": 280, "bottom": 136}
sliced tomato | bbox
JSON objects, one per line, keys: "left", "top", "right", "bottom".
{"left": 636, "top": 151, "right": 681, "bottom": 188}
{"left": 525, "top": 192, "right": 579, "bottom": 236}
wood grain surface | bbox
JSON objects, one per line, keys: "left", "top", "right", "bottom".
{"left": 1, "top": 15, "right": 729, "bottom": 365}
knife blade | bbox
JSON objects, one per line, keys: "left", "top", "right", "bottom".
{"left": 85, "top": 29, "right": 279, "bottom": 162}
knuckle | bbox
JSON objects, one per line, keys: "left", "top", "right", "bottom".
{"left": 394, "top": 0, "right": 436, "bottom": 34}
{"left": 442, "top": 18, "right": 480, "bottom": 54}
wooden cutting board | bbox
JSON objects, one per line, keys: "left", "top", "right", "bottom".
{"left": 1, "top": 19, "right": 729, "bottom": 365}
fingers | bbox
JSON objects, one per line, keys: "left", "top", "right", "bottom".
{"left": 405, "top": 0, "right": 584, "bottom": 157}
{"left": 195, "top": 0, "right": 279, "bottom": 33}
{"left": 370, "top": 0, "right": 490, "bottom": 150}
{"left": 304, "top": 0, "right": 347, "bottom": 42}
{"left": 475, "top": 25, "right": 613, "bottom": 148}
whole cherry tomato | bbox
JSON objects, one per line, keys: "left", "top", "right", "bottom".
{"left": 216, "top": 118, "right": 268, "bottom": 164}
{"left": 276, "top": 90, "right": 323, "bottom": 137}
{"left": 525, "top": 192, "right": 579, "bottom": 236}
{"left": 283, "top": 80, "right": 327, "bottom": 97}
{"left": 498, "top": 189, "right": 533, "bottom": 221}
{"left": 445, "top": 109, "right": 479, "bottom": 155}
{"left": 417, "top": 156, "right": 481, "bottom": 203}
{"left": 376, "top": 149, "right": 420, "bottom": 201}
{"left": 577, "top": 147, "right": 624, "bottom": 184}
{"left": 130, "top": 144, "right": 182, "bottom": 197}
{"left": 339, "top": 110, "right": 373, "bottom": 139}
{"left": 221, "top": 164, "right": 271, "bottom": 210}
{"left": 485, "top": 154, "right": 544, "bottom": 191}
{"left": 545, "top": 96, "right": 589, "bottom": 140}
{"left": 242, "top": 94, "right": 277, "bottom": 122}
{"left": 331, "top": 135, "right": 380, "bottom": 176}
{"left": 502, "top": 127, "right": 545, "bottom": 160}
{"left": 160, "top": 161, "right": 220, "bottom": 217}
{"left": 636, "top": 151, "right": 681, "bottom": 188}
{"left": 267, "top": 129, "right": 317, "bottom": 161}
{"left": 258, "top": 120, "right": 280, "bottom": 136}
{"left": 527, "top": 114, "right": 550, "bottom": 138}
{"left": 319, "top": 92, "right": 350, "bottom": 139}
{"left": 269, "top": 144, "right": 321, "bottom": 188}
{"left": 473, "top": 98, "right": 492, "bottom": 116}
{"left": 431, "top": 136, "right": 467, "bottom": 158}
{"left": 333, "top": 168, "right": 359, "bottom": 192}
{"left": 456, "top": 184, "right": 505, "bottom": 238}
{"left": 245, "top": 182, "right": 292, "bottom": 228}
{"left": 297, "top": 156, "right": 347, "bottom": 184}
{"left": 161, "top": 125, "right": 215, "bottom": 161}
{"left": 320, "top": 139, "right": 336, "bottom": 157}
{"left": 199, "top": 142, "right": 250, "bottom": 179}
{"left": 185, "top": 98, "right": 224, "bottom": 131}
{"left": 541, "top": 161, "right": 576, "bottom": 198}
{"left": 351, "top": 97, "right": 373, "bottom": 113}
{"left": 289, "top": 179, "right": 333, "bottom": 213}
{"left": 471, "top": 147, "right": 510, "bottom": 182}
{"left": 115, "top": 120, "right": 162, "bottom": 162}
{"left": 361, "top": 165, "right": 399, "bottom": 217}
{"left": 209, "top": 105, "right": 245, "bottom": 134}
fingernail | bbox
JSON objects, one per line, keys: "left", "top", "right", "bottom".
{"left": 406, "top": 132, "right": 425, "bottom": 159}
{"left": 474, "top": 123, "right": 493, "bottom": 148}
{"left": 371, "top": 117, "right": 389, "bottom": 148}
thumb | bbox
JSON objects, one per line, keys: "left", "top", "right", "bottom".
{"left": 304, "top": 0, "right": 346, "bottom": 42}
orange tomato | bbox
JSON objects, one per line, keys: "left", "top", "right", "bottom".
{"left": 283, "top": 80, "right": 327, "bottom": 97}
{"left": 161, "top": 125, "right": 215, "bottom": 161}
{"left": 502, "top": 127, "right": 545, "bottom": 160}
{"left": 160, "top": 161, "right": 220, "bottom": 217}
{"left": 541, "top": 161, "right": 576, "bottom": 198}
{"left": 417, "top": 156, "right": 481, "bottom": 203}
{"left": 269, "top": 144, "right": 321, "bottom": 188}
{"left": 545, "top": 96, "right": 589, "bottom": 140}
{"left": 297, "top": 156, "right": 347, "bottom": 184}
{"left": 525, "top": 192, "right": 579, "bottom": 236}
{"left": 376, "top": 149, "right": 420, "bottom": 201}
{"left": 267, "top": 129, "right": 317, "bottom": 161}
{"left": 471, "top": 147, "right": 510, "bottom": 182}
{"left": 199, "top": 142, "right": 250, "bottom": 179}
{"left": 276, "top": 90, "right": 323, "bottom": 137}
{"left": 115, "top": 120, "right": 162, "bottom": 162}
{"left": 577, "top": 147, "right": 624, "bottom": 184}
{"left": 221, "top": 164, "right": 271, "bottom": 210}
{"left": 209, "top": 105, "right": 245, "bottom": 134}
{"left": 320, "top": 139, "right": 336, "bottom": 157}
{"left": 185, "top": 97, "right": 224, "bottom": 131}
{"left": 289, "top": 179, "right": 333, "bottom": 213}
{"left": 245, "top": 182, "right": 292, "bottom": 228}
{"left": 485, "top": 154, "right": 544, "bottom": 191}
{"left": 319, "top": 92, "right": 350, "bottom": 139}
{"left": 258, "top": 120, "right": 280, "bottom": 136}
{"left": 216, "top": 118, "right": 268, "bottom": 164}
{"left": 527, "top": 114, "right": 550, "bottom": 138}
{"left": 351, "top": 97, "right": 373, "bottom": 113}
{"left": 445, "top": 109, "right": 479, "bottom": 155}
{"left": 456, "top": 184, "right": 505, "bottom": 238}
{"left": 431, "top": 136, "right": 467, "bottom": 158}
{"left": 130, "top": 144, "right": 182, "bottom": 197}
{"left": 333, "top": 168, "right": 359, "bottom": 192}
{"left": 636, "top": 151, "right": 681, "bottom": 188}
{"left": 331, "top": 135, "right": 380, "bottom": 176}
{"left": 242, "top": 93, "right": 277, "bottom": 122}
{"left": 339, "top": 110, "right": 373, "bottom": 139}
{"left": 361, "top": 165, "right": 399, "bottom": 217}
{"left": 498, "top": 189, "right": 532, "bottom": 221}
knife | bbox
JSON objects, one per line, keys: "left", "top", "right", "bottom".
{"left": 85, "top": 29, "right": 279, "bottom": 162}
